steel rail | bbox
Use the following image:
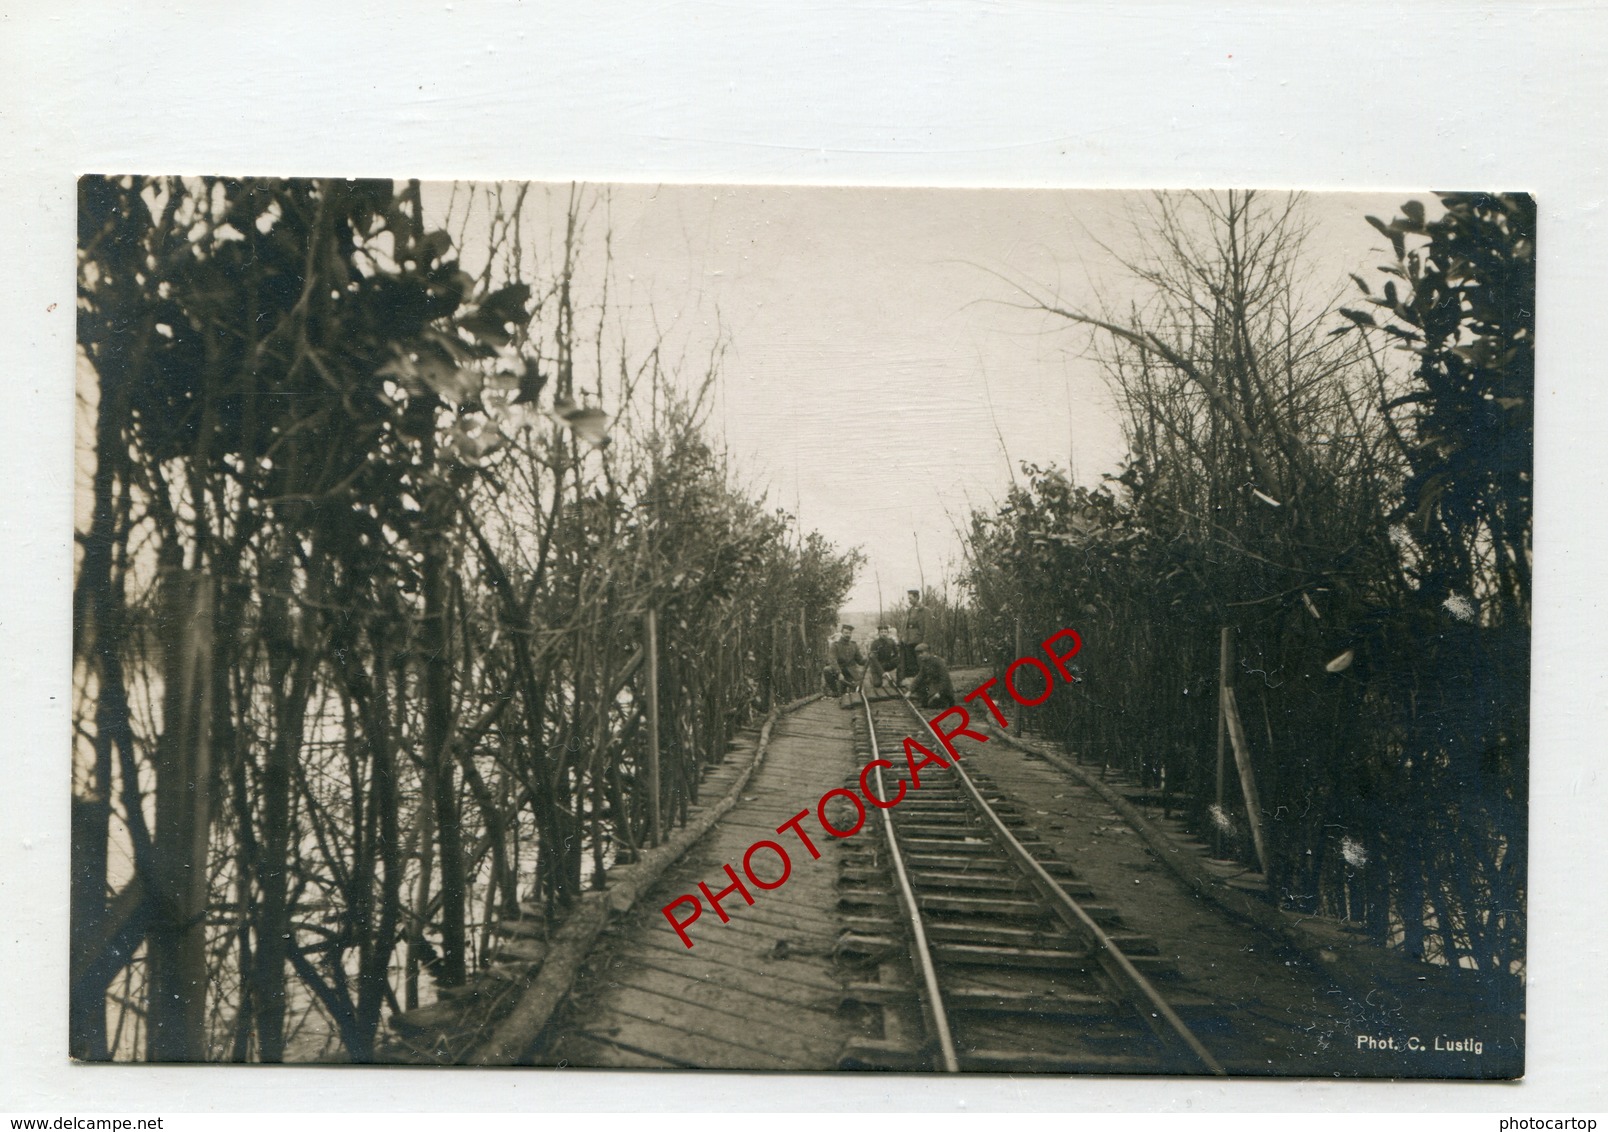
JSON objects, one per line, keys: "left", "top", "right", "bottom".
{"left": 893, "top": 687, "right": 1228, "bottom": 1076}
{"left": 859, "top": 689, "right": 961, "bottom": 1072}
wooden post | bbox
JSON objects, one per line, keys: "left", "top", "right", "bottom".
{"left": 70, "top": 791, "right": 111, "bottom": 1059}
{"left": 405, "top": 787, "right": 434, "bottom": 1011}
{"left": 1221, "top": 685, "right": 1269, "bottom": 878}
{"left": 646, "top": 608, "right": 662, "bottom": 847}
{"left": 1214, "top": 627, "right": 1232, "bottom": 855}
{"left": 146, "top": 572, "right": 214, "bottom": 1062}
{"left": 769, "top": 621, "right": 778, "bottom": 711}
{"left": 1013, "top": 616, "right": 1025, "bottom": 730}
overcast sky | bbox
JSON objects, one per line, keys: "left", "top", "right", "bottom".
{"left": 429, "top": 184, "right": 1416, "bottom": 611}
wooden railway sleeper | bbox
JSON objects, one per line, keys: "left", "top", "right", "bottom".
{"left": 885, "top": 688, "right": 1228, "bottom": 1076}
{"left": 849, "top": 693, "right": 1228, "bottom": 1076}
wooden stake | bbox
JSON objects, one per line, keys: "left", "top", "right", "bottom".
{"left": 405, "top": 782, "right": 434, "bottom": 1011}
{"left": 1013, "top": 616, "right": 1025, "bottom": 730}
{"left": 1215, "top": 627, "right": 1232, "bottom": 854}
{"left": 646, "top": 607, "right": 662, "bottom": 847}
{"left": 1221, "top": 685, "right": 1269, "bottom": 878}
{"left": 146, "top": 572, "right": 214, "bottom": 1062}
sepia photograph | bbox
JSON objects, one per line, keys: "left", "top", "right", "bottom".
{"left": 70, "top": 178, "right": 1531, "bottom": 1078}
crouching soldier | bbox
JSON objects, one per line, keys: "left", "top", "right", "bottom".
{"left": 909, "top": 642, "right": 956, "bottom": 709}
{"left": 866, "top": 625, "right": 901, "bottom": 692}
{"left": 823, "top": 624, "right": 865, "bottom": 696}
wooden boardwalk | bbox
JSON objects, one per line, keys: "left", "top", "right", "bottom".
{"left": 546, "top": 696, "right": 861, "bottom": 1070}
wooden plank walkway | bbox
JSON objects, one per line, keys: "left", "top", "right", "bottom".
{"left": 546, "top": 696, "right": 861, "bottom": 1070}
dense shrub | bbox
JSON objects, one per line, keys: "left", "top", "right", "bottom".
{"left": 964, "top": 192, "right": 1530, "bottom": 979}
{"left": 72, "top": 177, "right": 860, "bottom": 1061}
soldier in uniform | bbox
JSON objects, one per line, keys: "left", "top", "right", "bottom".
{"left": 908, "top": 642, "right": 957, "bottom": 709}
{"left": 822, "top": 624, "right": 865, "bottom": 696}
{"left": 900, "top": 589, "right": 929, "bottom": 684}
{"left": 866, "top": 625, "right": 901, "bottom": 692}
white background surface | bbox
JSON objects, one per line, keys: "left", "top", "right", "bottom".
{"left": 2, "top": 0, "right": 1603, "bottom": 1113}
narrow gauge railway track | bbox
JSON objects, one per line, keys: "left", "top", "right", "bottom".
{"left": 837, "top": 687, "right": 1229, "bottom": 1075}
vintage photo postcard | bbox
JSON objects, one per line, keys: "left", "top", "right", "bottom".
{"left": 71, "top": 178, "right": 1529, "bottom": 1077}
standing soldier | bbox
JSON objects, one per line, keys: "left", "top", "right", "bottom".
{"left": 901, "top": 589, "right": 929, "bottom": 684}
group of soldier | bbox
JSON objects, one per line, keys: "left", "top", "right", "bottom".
{"left": 823, "top": 590, "right": 957, "bottom": 709}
